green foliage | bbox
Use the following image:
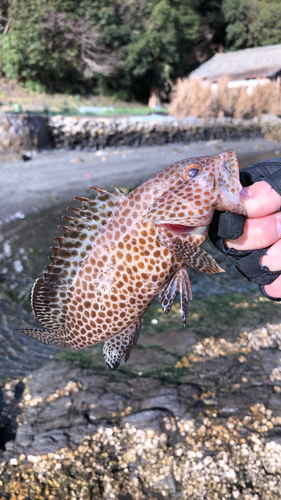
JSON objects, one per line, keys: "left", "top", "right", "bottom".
{"left": 250, "top": 1, "right": 281, "bottom": 46}
{"left": 222, "top": 0, "right": 281, "bottom": 50}
{"left": 0, "top": 0, "right": 203, "bottom": 99}
{"left": 222, "top": 0, "right": 258, "bottom": 50}
{"left": 191, "top": 0, "right": 227, "bottom": 49}
{"left": 1, "top": 0, "right": 84, "bottom": 92}
{"left": 96, "top": 0, "right": 203, "bottom": 100}
{"left": 0, "top": 0, "right": 281, "bottom": 100}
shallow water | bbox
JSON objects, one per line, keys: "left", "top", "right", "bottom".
{"left": 0, "top": 148, "right": 279, "bottom": 381}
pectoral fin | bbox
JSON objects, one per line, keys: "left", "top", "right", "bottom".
{"left": 173, "top": 240, "right": 224, "bottom": 274}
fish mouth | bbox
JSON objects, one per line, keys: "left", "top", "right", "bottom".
{"left": 161, "top": 223, "right": 196, "bottom": 234}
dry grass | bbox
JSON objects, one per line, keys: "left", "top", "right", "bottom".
{"left": 251, "top": 82, "right": 280, "bottom": 116}
{"left": 234, "top": 86, "right": 254, "bottom": 119}
{"left": 169, "top": 77, "right": 281, "bottom": 119}
{"left": 217, "top": 78, "right": 238, "bottom": 117}
{"left": 168, "top": 78, "right": 214, "bottom": 119}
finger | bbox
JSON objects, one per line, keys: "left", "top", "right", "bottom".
{"left": 261, "top": 239, "right": 281, "bottom": 271}
{"left": 240, "top": 181, "right": 281, "bottom": 218}
{"left": 264, "top": 276, "right": 281, "bottom": 300}
{"left": 261, "top": 240, "right": 281, "bottom": 299}
{"left": 225, "top": 213, "right": 281, "bottom": 250}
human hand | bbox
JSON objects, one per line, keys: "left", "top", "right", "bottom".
{"left": 209, "top": 157, "right": 281, "bottom": 300}
{"left": 224, "top": 181, "right": 281, "bottom": 299}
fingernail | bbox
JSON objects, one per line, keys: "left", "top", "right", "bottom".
{"left": 240, "top": 187, "right": 250, "bottom": 200}
{"left": 276, "top": 216, "right": 281, "bottom": 237}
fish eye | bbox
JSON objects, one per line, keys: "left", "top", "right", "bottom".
{"left": 181, "top": 163, "right": 203, "bottom": 180}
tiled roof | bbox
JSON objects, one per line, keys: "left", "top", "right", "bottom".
{"left": 189, "top": 44, "right": 281, "bottom": 81}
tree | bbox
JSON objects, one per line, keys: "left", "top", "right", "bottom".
{"left": 96, "top": 0, "right": 202, "bottom": 100}
{"left": 0, "top": 0, "right": 204, "bottom": 99}
{"left": 250, "top": 1, "right": 281, "bottom": 46}
{"left": 1, "top": 0, "right": 117, "bottom": 92}
{"left": 2, "top": 0, "right": 280, "bottom": 100}
{"left": 222, "top": 0, "right": 258, "bottom": 50}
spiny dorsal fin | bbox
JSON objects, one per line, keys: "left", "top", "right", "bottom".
{"left": 32, "top": 186, "right": 125, "bottom": 330}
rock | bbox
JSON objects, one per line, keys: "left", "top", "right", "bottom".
{"left": 0, "top": 113, "right": 51, "bottom": 153}
{"left": 32, "top": 429, "right": 69, "bottom": 455}
{"left": 34, "top": 396, "right": 72, "bottom": 433}
{"left": 16, "top": 425, "right": 33, "bottom": 448}
{"left": 1, "top": 319, "right": 281, "bottom": 499}
{"left": 122, "top": 449, "right": 137, "bottom": 464}
{"left": 269, "top": 394, "right": 281, "bottom": 410}
{"left": 22, "top": 154, "right": 32, "bottom": 161}
{"left": 123, "top": 409, "right": 166, "bottom": 432}
{"left": 141, "top": 387, "right": 182, "bottom": 416}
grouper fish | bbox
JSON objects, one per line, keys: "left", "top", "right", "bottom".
{"left": 21, "top": 149, "right": 244, "bottom": 369}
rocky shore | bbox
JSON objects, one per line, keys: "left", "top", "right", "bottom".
{"left": 2, "top": 117, "right": 281, "bottom": 498}
{"left": 1, "top": 112, "right": 281, "bottom": 154}
{"left": 1, "top": 320, "right": 281, "bottom": 499}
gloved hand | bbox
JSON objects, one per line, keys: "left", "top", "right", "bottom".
{"left": 209, "top": 157, "right": 281, "bottom": 300}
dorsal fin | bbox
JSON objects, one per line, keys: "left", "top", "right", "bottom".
{"left": 32, "top": 186, "right": 125, "bottom": 330}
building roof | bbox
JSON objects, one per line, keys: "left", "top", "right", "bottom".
{"left": 189, "top": 44, "right": 281, "bottom": 81}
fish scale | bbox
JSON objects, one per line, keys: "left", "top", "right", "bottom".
{"left": 21, "top": 149, "right": 245, "bottom": 370}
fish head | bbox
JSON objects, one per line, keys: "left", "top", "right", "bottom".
{"left": 143, "top": 149, "right": 244, "bottom": 240}
{"left": 212, "top": 148, "right": 245, "bottom": 213}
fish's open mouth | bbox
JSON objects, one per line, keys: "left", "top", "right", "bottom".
{"left": 161, "top": 223, "right": 196, "bottom": 234}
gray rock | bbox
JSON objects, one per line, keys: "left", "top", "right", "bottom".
{"left": 122, "top": 409, "right": 165, "bottom": 432}
{"left": 141, "top": 387, "right": 181, "bottom": 416}
{"left": 32, "top": 429, "right": 68, "bottom": 454}
{"left": 68, "top": 424, "right": 97, "bottom": 449}
{"left": 16, "top": 424, "right": 33, "bottom": 448}
{"left": 34, "top": 397, "right": 72, "bottom": 433}
{"left": 269, "top": 394, "right": 281, "bottom": 410}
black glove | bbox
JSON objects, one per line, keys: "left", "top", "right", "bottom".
{"left": 209, "top": 158, "right": 281, "bottom": 300}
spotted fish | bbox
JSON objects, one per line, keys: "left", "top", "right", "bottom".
{"left": 21, "top": 149, "right": 244, "bottom": 370}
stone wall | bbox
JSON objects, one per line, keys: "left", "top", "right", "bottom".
{"left": 2, "top": 112, "right": 279, "bottom": 154}
{"left": 49, "top": 115, "right": 263, "bottom": 150}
